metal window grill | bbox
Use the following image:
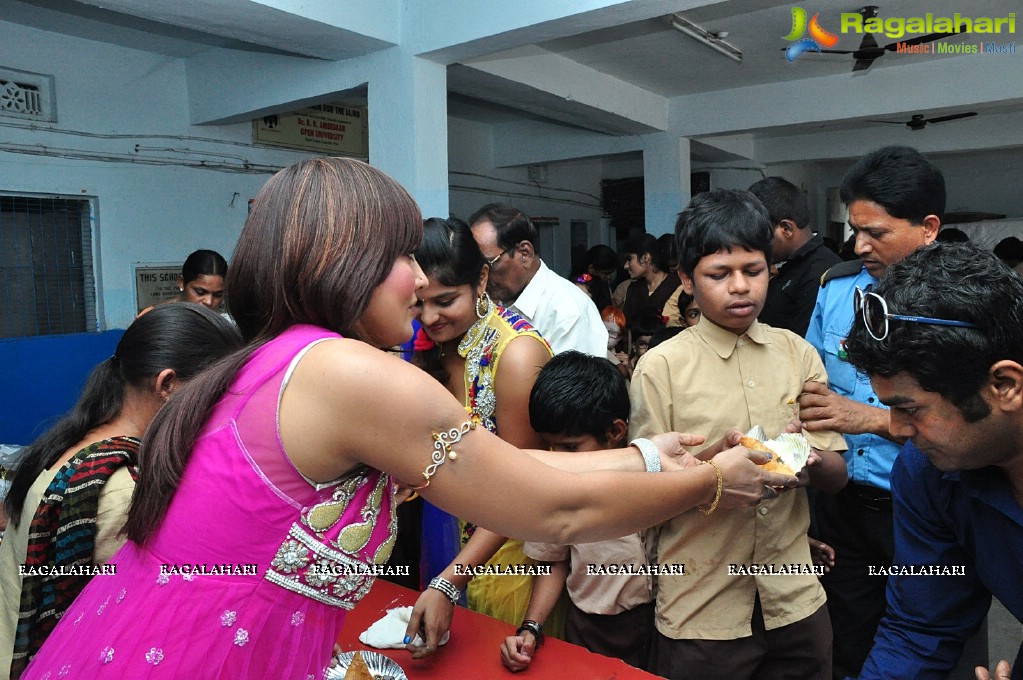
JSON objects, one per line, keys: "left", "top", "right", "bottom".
{"left": 0, "top": 195, "right": 97, "bottom": 338}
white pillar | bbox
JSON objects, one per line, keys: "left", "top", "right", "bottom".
{"left": 367, "top": 48, "right": 449, "bottom": 218}
{"left": 642, "top": 133, "right": 690, "bottom": 237}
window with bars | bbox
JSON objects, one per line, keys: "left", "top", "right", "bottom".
{"left": 0, "top": 194, "right": 97, "bottom": 338}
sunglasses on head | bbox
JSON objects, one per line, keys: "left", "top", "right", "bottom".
{"left": 854, "top": 286, "right": 979, "bottom": 341}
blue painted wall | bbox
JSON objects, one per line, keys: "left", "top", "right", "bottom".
{"left": 0, "top": 330, "right": 124, "bottom": 446}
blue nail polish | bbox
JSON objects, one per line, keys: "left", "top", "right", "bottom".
{"left": 403, "top": 635, "right": 412, "bottom": 645}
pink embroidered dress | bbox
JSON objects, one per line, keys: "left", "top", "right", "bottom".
{"left": 23, "top": 325, "right": 397, "bottom": 680}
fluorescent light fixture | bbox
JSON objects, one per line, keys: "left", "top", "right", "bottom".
{"left": 670, "top": 13, "right": 743, "bottom": 63}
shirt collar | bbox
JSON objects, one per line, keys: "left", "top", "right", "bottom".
{"left": 507, "top": 259, "right": 548, "bottom": 317}
{"left": 694, "top": 318, "right": 770, "bottom": 359}
{"left": 787, "top": 234, "right": 825, "bottom": 263}
{"left": 948, "top": 465, "right": 1023, "bottom": 526}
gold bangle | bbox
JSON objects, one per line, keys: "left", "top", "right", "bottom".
{"left": 698, "top": 460, "right": 723, "bottom": 516}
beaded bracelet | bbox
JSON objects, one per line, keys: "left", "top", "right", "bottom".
{"left": 409, "top": 417, "right": 479, "bottom": 490}
{"left": 516, "top": 619, "right": 544, "bottom": 646}
{"left": 428, "top": 576, "right": 461, "bottom": 604}
{"left": 630, "top": 437, "right": 662, "bottom": 473}
{"left": 698, "top": 460, "right": 723, "bottom": 515}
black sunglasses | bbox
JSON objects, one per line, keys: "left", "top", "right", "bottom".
{"left": 854, "top": 286, "right": 979, "bottom": 341}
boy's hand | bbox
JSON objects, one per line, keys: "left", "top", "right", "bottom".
{"left": 808, "top": 537, "right": 835, "bottom": 572}
{"left": 405, "top": 588, "right": 453, "bottom": 659}
{"left": 500, "top": 632, "right": 538, "bottom": 672}
{"left": 793, "top": 449, "right": 823, "bottom": 487}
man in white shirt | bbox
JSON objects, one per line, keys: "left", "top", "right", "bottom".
{"left": 469, "top": 203, "right": 607, "bottom": 357}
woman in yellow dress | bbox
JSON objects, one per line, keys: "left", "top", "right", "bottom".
{"left": 411, "top": 216, "right": 563, "bottom": 636}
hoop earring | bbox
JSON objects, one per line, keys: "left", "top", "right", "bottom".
{"left": 476, "top": 292, "right": 493, "bottom": 319}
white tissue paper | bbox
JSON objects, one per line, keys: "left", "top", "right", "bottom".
{"left": 359, "top": 606, "right": 451, "bottom": 649}
{"left": 744, "top": 425, "right": 812, "bottom": 474}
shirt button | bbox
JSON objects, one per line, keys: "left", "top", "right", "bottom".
{"left": 747, "top": 379, "right": 755, "bottom": 388}
{"left": 737, "top": 339, "right": 745, "bottom": 347}
{"left": 759, "top": 506, "right": 769, "bottom": 515}
{"left": 857, "top": 449, "right": 865, "bottom": 456}
{"left": 868, "top": 397, "right": 875, "bottom": 403}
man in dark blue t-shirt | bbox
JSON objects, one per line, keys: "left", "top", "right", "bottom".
{"left": 845, "top": 242, "right": 1023, "bottom": 680}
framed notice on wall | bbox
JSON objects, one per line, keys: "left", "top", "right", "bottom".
{"left": 134, "top": 264, "right": 181, "bottom": 314}
{"left": 253, "top": 104, "right": 368, "bottom": 159}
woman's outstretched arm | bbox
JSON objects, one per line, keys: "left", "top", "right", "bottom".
{"left": 281, "top": 339, "right": 792, "bottom": 545}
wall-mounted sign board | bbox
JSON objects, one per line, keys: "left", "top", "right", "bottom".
{"left": 134, "top": 264, "right": 180, "bottom": 314}
{"left": 253, "top": 104, "right": 368, "bottom": 158}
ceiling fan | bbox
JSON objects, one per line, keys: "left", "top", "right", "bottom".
{"left": 869, "top": 112, "right": 978, "bottom": 131}
{"left": 814, "top": 6, "right": 961, "bottom": 72}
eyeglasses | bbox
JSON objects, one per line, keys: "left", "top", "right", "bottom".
{"left": 854, "top": 286, "right": 979, "bottom": 341}
{"left": 486, "top": 244, "right": 517, "bottom": 267}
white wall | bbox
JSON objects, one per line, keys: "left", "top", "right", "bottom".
{"left": 0, "top": 22, "right": 312, "bottom": 329}
{"left": 447, "top": 117, "right": 606, "bottom": 275}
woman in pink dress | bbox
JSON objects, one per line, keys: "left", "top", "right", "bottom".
{"left": 23, "top": 158, "right": 791, "bottom": 679}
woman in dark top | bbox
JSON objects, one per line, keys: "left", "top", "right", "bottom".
{"left": 621, "top": 234, "right": 680, "bottom": 332}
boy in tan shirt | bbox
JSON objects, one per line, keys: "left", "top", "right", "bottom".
{"left": 631, "top": 189, "right": 847, "bottom": 680}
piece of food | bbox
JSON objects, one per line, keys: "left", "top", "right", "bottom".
{"left": 739, "top": 436, "right": 796, "bottom": 476}
{"left": 740, "top": 425, "right": 811, "bottom": 476}
{"left": 344, "top": 651, "right": 374, "bottom": 680}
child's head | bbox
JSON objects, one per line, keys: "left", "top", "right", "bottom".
{"left": 628, "top": 309, "right": 664, "bottom": 357}
{"left": 600, "top": 305, "right": 626, "bottom": 351}
{"left": 677, "top": 290, "right": 701, "bottom": 327}
{"left": 528, "top": 351, "right": 629, "bottom": 452}
{"left": 674, "top": 189, "right": 772, "bottom": 335}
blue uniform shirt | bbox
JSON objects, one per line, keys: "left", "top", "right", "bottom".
{"left": 805, "top": 263, "right": 900, "bottom": 490}
{"left": 857, "top": 443, "right": 1023, "bottom": 679}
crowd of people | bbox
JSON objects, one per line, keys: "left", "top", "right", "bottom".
{"left": 1, "top": 146, "right": 1020, "bottom": 680}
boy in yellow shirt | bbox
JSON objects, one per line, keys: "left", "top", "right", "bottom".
{"left": 631, "top": 189, "right": 847, "bottom": 680}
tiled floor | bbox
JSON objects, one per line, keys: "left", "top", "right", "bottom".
{"left": 989, "top": 599, "right": 1021, "bottom": 669}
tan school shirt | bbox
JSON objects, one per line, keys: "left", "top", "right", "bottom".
{"left": 629, "top": 319, "right": 846, "bottom": 640}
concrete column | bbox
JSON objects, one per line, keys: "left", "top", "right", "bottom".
{"left": 642, "top": 133, "right": 690, "bottom": 236}
{"left": 367, "top": 48, "right": 449, "bottom": 218}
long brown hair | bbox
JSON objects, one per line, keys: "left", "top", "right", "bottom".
{"left": 4, "top": 303, "right": 241, "bottom": 527}
{"left": 126, "top": 158, "right": 423, "bottom": 544}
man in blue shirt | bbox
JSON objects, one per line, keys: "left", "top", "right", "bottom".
{"left": 800, "top": 146, "right": 943, "bottom": 679}
{"left": 844, "top": 242, "right": 1022, "bottom": 680}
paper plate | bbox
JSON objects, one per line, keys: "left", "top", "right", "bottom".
{"left": 744, "top": 425, "right": 812, "bottom": 474}
{"left": 326, "top": 651, "right": 407, "bottom": 680}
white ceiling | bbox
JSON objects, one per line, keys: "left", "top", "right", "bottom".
{"left": 3, "top": 0, "right": 1021, "bottom": 161}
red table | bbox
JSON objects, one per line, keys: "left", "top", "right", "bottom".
{"left": 337, "top": 580, "right": 661, "bottom": 679}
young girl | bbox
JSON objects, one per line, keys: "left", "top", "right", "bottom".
{"left": 1, "top": 304, "right": 240, "bottom": 677}
{"left": 22, "top": 158, "right": 789, "bottom": 678}
{"left": 412, "top": 216, "right": 559, "bottom": 632}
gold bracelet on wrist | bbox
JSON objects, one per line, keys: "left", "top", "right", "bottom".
{"left": 698, "top": 460, "right": 723, "bottom": 516}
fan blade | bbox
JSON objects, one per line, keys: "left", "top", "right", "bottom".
{"left": 853, "top": 57, "right": 876, "bottom": 71}
{"left": 866, "top": 120, "right": 907, "bottom": 125}
{"left": 924, "top": 112, "right": 977, "bottom": 124}
{"left": 858, "top": 32, "right": 879, "bottom": 51}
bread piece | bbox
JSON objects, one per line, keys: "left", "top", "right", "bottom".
{"left": 739, "top": 436, "right": 796, "bottom": 476}
{"left": 344, "top": 651, "right": 374, "bottom": 680}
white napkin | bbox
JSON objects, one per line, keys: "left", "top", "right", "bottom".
{"left": 359, "top": 606, "right": 451, "bottom": 649}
